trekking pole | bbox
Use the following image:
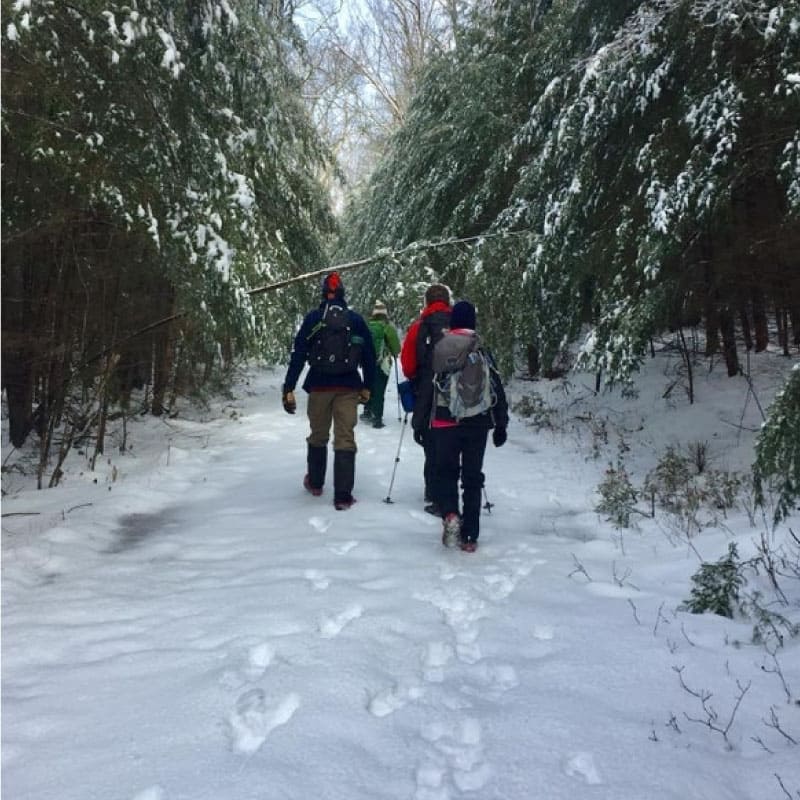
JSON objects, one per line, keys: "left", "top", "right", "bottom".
{"left": 383, "top": 413, "right": 409, "bottom": 503}
{"left": 394, "top": 359, "right": 402, "bottom": 421}
{"left": 482, "top": 486, "right": 494, "bottom": 514}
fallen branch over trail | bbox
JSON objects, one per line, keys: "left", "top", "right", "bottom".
{"left": 78, "top": 230, "right": 528, "bottom": 371}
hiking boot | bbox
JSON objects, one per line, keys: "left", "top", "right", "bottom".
{"left": 360, "top": 410, "right": 373, "bottom": 421}
{"left": 303, "top": 474, "right": 323, "bottom": 497}
{"left": 334, "top": 496, "right": 356, "bottom": 511}
{"left": 459, "top": 539, "right": 477, "bottom": 553}
{"left": 442, "top": 513, "right": 461, "bottom": 548}
{"left": 372, "top": 419, "right": 385, "bottom": 429}
{"left": 306, "top": 445, "right": 327, "bottom": 494}
{"left": 424, "top": 502, "right": 441, "bottom": 516}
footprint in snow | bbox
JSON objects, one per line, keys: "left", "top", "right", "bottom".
{"left": 319, "top": 604, "right": 363, "bottom": 638}
{"left": 309, "top": 516, "right": 331, "bottom": 534}
{"left": 533, "top": 624, "right": 554, "bottom": 640}
{"left": 245, "top": 642, "right": 275, "bottom": 680}
{"left": 471, "top": 661, "right": 518, "bottom": 697}
{"left": 228, "top": 688, "right": 300, "bottom": 755}
{"left": 304, "top": 568, "right": 330, "bottom": 590}
{"left": 421, "top": 641, "right": 454, "bottom": 683}
{"left": 482, "top": 571, "right": 517, "bottom": 601}
{"left": 415, "top": 717, "right": 491, "bottom": 799}
{"left": 416, "top": 587, "right": 487, "bottom": 664}
{"left": 563, "top": 751, "right": 602, "bottom": 785}
{"left": 367, "top": 681, "right": 425, "bottom": 717}
{"left": 327, "top": 540, "right": 359, "bottom": 555}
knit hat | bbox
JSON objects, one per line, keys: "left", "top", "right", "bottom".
{"left": 321, "top": 271, "right": 345, "bottom": 299}
{"left": 371, "top": 300, "right": 388, "bottom": 319}
{"left": 450, "top": 300, "right": 476, "bottom": 330}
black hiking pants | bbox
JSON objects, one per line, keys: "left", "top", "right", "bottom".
{"left": 431, "top": 425, "right": 488, "bottom": 542}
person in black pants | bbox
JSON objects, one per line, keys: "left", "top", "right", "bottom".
{"left": 399, "top": 284, "right": 452, "bottom": 514}
{"left": 430, "top": 301, "right": 508, "bottom": 552}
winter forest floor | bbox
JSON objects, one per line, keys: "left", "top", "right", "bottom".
{"left": 2, "top": 346, "right": 800, "bottom": 800}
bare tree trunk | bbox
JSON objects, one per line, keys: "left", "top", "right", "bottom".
{"left": 151, "top": 328, "right": 175, "bottom": 417}
{"left": 719, "top": 307, "right": 739, "bottom": 377}
{"left": 702, "top": 240, "right": 719, "bottom": 356}
{"left": 677, "top": 327, "right": 694, "bottom": 404}
{"left": 526, "top": 343, "right": 540, "bottom": 377}
{"left": 752, "top": 286, "right": 769, "bottom": 352}
{"left": 791, "top": 307, "right": 800, "bottom": 346}
{"left": 739, "top": 305, "right": 753, "bottom": 352}
{"left": 776, "top": 306, "right": 790, "bottom": 356}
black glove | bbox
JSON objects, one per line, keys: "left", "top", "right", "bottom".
{"left": 492, "top": 427, "right": 507, "bottom": 448}
{"left": 282, "top": 389, "right": 296, "bottom": 414}
{"left": 413, "top": 428, "right": 425, "bottom": 447}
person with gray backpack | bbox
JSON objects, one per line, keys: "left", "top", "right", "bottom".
{"left": 428, "top": 300, "right": 508, "bottom": 552}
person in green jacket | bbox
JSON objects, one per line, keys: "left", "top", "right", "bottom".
{"left": 363, "top": 301, "right": 401, "bottom": 428}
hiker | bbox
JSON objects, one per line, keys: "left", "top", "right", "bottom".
{"left": 281, "top": 271, "right": 376, "bottom": 510}
{"left": 429, "top": 301, "right": 508, "bottom": 552}
{"left": 362, "top": 301, "right": 401, "bottom": 429}
{"left": 399, "top": 283, "right": 452, "bottom": 514}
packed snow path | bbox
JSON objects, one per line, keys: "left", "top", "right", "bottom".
{"left": 3, "top": 369, "right": 798, "bottom": 800}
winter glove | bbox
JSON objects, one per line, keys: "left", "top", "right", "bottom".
{"left": 358, "top": 388, "right": 371, "bottom": 404}
{"left": 492, "top": 427, "right": 507, "bottom": 448}
{"left": 413, "top": 428, "right": 425, "bottom": 447}
{"left": 282, "top": 390, "right": 296, "bottom": 414}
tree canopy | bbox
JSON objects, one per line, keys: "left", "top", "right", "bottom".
{"left": 339, "top": 0, "right": 800, "bottom": 381}
{"left": 2, "top": 0, "right": 336, "bottom": 464}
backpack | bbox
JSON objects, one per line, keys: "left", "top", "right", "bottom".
{"left": 307, "top": 303, "right": 363, "bottom": 375}
{"left": 432, "top": 330, "right": 495, "bottom": 420}
{"left": 415, "top": 310, "right": 450, "bottom": 375}
{"left": 411, "top": 309, "right": 451, "bottom": 432}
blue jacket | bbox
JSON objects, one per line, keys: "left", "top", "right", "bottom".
{"left": 283, "top": 299, "right": 376, "bottom": 393}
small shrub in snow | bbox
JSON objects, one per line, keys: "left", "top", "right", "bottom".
{"left": 644, "top": 446, "right": 693, "bottom": 514}
{"left": 687, "top": 439, "right": 709, "bottom": 474}
{"left": 740, "top": 592, "right": 799, "bottom": 648}
{"left": 703, "top": 469, "right": 745, "bottom": 514}
{"left": 682, "top": 543, "right": 745, "bottom": 619}
{"left": 512, "top": 392, "right": 555, "bottom": 430}
{"left": 596, "top": 461, "right": 639, "bottom": 529}
{"left": 753, "top": 365, "right": 800, "bottom": 524}
{"left": 645, "top": 446, "right": 747, "bottom": 531}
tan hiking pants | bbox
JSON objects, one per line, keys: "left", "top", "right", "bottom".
{"left": 307, "top": 390, "right": 359, "bottom": 451}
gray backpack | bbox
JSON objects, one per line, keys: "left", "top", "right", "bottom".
{"left": 432, "top": 330, "right": 495, "bottom": 420}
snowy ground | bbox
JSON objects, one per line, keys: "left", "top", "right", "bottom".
{"left": 2, "top": 348, "right": 799, "bottom": 800}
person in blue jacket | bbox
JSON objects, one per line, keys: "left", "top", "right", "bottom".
{"left": 281, "top": 272, "right": 376, "bottom": 510}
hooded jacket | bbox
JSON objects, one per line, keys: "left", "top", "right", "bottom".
{"left": 283, "top": 298, "right": 376, "bottom": 393}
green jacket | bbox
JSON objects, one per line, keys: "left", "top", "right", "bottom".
{"left": 367, "top": 319, "right": 400, "bottom": 375}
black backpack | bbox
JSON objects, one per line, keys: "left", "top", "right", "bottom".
{"left": 307, "top": 303, "right": 363, "bottom": 375}
{"left": 411, "top": 309, "right": 450, "bottom": 432}
{"left": 415, "top": 310, "right": 450, "bottom": 375}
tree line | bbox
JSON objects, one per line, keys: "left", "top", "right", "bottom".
{"left": 2, "top": 0, "right": 335, "bottom": 483}
{"left": 338, "top": 0, "right": 800, "bottom": 383}
{"left": 2, "top": 0, "right": 799, "bottom": 502}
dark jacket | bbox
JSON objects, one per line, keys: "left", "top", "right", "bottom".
{"left": 283, "top": 299, "right": 376, "bottom": 393}
{"left": 400, "top": 301, "right": 451, "bottom": 434}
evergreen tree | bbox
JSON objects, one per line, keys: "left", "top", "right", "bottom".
{"left": 2, "top": 0, "right": 334, "bottom": 471}
{"left": 754, "top": 365, "right": 800, "bottom": 523}
{"left": 338, "top": 0, "right": 800, "bottom": 379}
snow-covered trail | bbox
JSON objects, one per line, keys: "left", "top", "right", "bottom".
{"left": 2, "top": 370, "right": 792, "bottom": 800}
